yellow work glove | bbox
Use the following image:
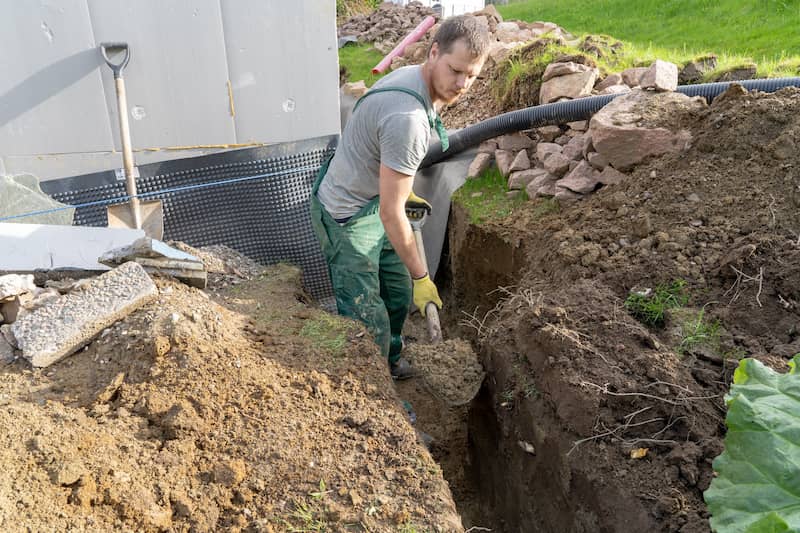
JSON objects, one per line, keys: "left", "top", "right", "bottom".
{"left": 412, "top": 273, "right": 442, "bottom": 317}
{"left": 405, "top": 191, "right": 432, "bottom": 215}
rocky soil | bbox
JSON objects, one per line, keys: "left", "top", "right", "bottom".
{"left": 0, "top": 249, "right": 462, "bottom": 532}
{"left": 445, "top": 85, "right": 800, "bottom": 531}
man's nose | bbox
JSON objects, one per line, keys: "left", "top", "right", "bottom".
{"left": 456, "top": 75, "right": 467, "bottom": 89}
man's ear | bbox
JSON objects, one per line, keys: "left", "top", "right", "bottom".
{"left": 428, "top": 41, "right": 440, "bottom": 62}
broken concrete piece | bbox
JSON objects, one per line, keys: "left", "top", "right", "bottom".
{"left": 539, "top": 68, "right": 598, "bottom": 104}
{"left": 0, "top": 274, "right": 36, "bottom": 301}
{"left": 509, "top": 150, "right": 531, "bottom": 172}
{"left": 1, "top": 295, "right": 29, "bottom": 324}
{"left": 467, "top": 153, "right": 494, "bottom": 179}
{"left": 99, "top": 237, "right": 207, "bottom": 289}
{"left": 12, "top": 262, "right": 158, "bottom": 368}
{"left": 640, "top": 60, "right": 678, "bottom": 92}
{"left": 0, "top": 223, "right": 145, "bottom": 272}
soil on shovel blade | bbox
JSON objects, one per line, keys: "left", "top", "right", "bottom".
{"left": 442, "top": 86, "right": 800, "bottom": 532}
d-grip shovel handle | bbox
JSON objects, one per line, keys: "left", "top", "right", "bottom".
{"left": 100, "top": 42, "right": 130, "bottom": 79}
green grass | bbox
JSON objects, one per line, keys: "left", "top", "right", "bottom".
{"left": 624, "top": 279, "right": 689, "bottom": 328}
{"left": 453, "top": 166, "right": 529, "bottom": 224}
{"left": 338, "top": 43, "right": 388, "bottom": 87}
{"left": 677, "top": 307, "right": 722, "bottom": 356}
{"left": 299, "top": 312, "right": 353, "bottom": 356}
{"left": 499, "top": 0, "right": 800, "bottom": 76}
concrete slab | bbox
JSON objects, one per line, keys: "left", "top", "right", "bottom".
{"left": 12, "top": 262, "right": 157, "bottom": 368}
{"left": 0, "top": 223, "right": 144, "bottom": 272}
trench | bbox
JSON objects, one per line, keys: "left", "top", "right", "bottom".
{"left": 396, "top": 203, "right": 663, "bottom": 533}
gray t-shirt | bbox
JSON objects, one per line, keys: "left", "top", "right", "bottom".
{"left": 317, "top": 65, "right": 434, "bottom": 219}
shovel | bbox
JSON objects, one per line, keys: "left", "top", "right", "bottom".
{"left": 100, "top": 42, "right": 164, "bottom": 239}
{"left": 406, "top": 205, "right": 442, "bottom": 343}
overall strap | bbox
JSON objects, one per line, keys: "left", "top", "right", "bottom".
{"left": 353, "top": 86, "right": 449, "bottom": 152}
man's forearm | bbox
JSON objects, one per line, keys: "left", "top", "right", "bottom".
{"left": 381, "top": 208, "right": 427, "bottom": 279}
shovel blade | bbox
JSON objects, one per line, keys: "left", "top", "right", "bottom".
{"left": 107, "top": 199, "right": 164, "bottom": 240}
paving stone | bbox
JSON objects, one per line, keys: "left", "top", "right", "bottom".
{"left": 12, "top": 262, "right": 157, "bottom": 368}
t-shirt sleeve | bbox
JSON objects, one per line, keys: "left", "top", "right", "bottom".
{"left": 377, "top": 110, "right": 431, "bottom": 176}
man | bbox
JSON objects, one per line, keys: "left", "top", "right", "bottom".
{"left": 311, "top": 15, "right": 489, "bottom": 379}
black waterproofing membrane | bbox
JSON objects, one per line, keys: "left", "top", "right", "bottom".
{"left": 41, "top": 135, "right": 339, "bottom": 307}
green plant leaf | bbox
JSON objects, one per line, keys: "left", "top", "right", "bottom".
{"left": 704, "top": 355, "right": 800, "bottom": 533}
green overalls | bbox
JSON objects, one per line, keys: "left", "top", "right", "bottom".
{"left": 309, "top": 86, "right": 448, "bottom": 363}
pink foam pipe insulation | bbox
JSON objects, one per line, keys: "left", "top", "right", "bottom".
{"left": 371, "top": 15, "right": 436, "bottom": 75}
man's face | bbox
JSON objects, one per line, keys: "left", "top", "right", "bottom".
{"left": 428, "top": 39, "right": 486, "bottom": 105}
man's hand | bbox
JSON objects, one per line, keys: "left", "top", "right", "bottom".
{"left": 412, "top": 273, "right": 442, "bottom": 317}
{"left": 405, "top": 191, "right": 431, "bottom": 215}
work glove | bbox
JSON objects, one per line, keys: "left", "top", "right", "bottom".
{"left": 412, "top": 273, "right": 443, "bottom": 317}
{"left": 405, "top": 191, "right": 432, "bottom": 215}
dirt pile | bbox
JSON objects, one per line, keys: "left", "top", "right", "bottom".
{"left": 338, "top": 1, "right": 438, "bottom": 53}
{"left": 446, "top": 86, "right": 800, "bottom": 531}
{"left": 0, "top": 248, "right": 462, "bottom": 531}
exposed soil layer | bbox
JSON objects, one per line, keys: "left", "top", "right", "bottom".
{"left": 443, "top": 86, "right": 800, "bottom": 531}
{"left": 0, "top": 259, "right": 462, "bottom": 532}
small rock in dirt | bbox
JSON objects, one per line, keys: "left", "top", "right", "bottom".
{"left": 51, "top": 461, "right": 86, "bottom": 486}
{"left": 214, "top": 459, "right": 247, "bottom": 487}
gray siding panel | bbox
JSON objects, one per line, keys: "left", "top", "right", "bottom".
{"left": 221, "top": 0, "right": 340, "bottom": 143}
{"left": 0, "top": 0, "right": 113, "bottom": 154}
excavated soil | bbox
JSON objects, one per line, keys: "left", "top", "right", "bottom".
{"left": 444, "top": 86, "right": 800, "bottom": 531}
{"left": 0, "top": 257, "right": 462, "bottom": 532}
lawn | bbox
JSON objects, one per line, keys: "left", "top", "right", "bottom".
{"left": 499, "top": 0, "right": 800, "bottom": 66}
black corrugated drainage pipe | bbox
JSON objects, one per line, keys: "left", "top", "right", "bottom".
{"left": 421, "top": 77, "right": 800, "bottom": 168}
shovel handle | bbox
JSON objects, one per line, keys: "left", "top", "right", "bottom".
{"left": 100, "top": 42, "right": 130, "bottom": 79}
{"left": 425, "top": 303, "right": 443, "bottom": 344}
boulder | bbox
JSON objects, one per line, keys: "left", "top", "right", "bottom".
{"left": 621, "top": 67, "right": 648, "bottom": 87}
{"left": 556, "top": 161, "right": 600, "bottom": 194}
{"left": 496, "top": 132, "right": 535, "bottom": 151}
{"left": 640, "top": 60, "right": 678, "bottom": 92}
{"left": 586, "top": 151, "right": 609, "bottom": 170}
{"left": 536, "top": 142, "right": 562, "bottom": 161}
{"left": 509, "top": 168, "right": 547, "bottom": 190}
{"left": 495, "top": 150, "right": 516, "bottom": 177}
{"left": 596, "top": 73, "right": 623, "bottom": 91}
{"left": 588, "top": 89, "right": 706, "bottom": 171}
{"left": 543, "top": 152, "right": 571, "bottom": 177}
{"left": 539, "top": 67, "right": 598, "bottom": 104}
{"left": 597, "top": 165, "right": 628, "bottom": 185}
{"left": 542, "top": 61, "right": 590, "bottom": 82}
{"left": 679, "top": 55, "right": 718, "bottom": 84}
{"left": 562, "top": 135, "right": 586, "bottom": 161}
{"left": 536, "top": 125, "right": 562, "bottom": 143}
{"left": 509, "top": 150, "right": 531, "bottom": 172}
{"left": 525, "top": 172, "right": 559, "bottom": 198}
{"left": 600, "top": 85, "right": 632, "bottom": 95}
{"left": 468, "top": 152, "right": 494, "bottom": 179}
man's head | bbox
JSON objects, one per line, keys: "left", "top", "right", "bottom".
{"left": 423, "top": 15, "right": 490, "bottom": 106}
